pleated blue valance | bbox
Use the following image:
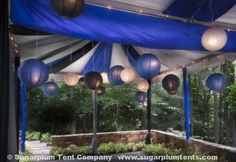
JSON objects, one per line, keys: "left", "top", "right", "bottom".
{"left": 81, "top": 43, "right": 112, "bottom": 75}
{"left": 11, "top": 0, "right": 236, "bottom": 52}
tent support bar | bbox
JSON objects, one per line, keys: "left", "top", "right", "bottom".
{"left": 20, "top": 82, "right": 26, "bottom": 152}
{"left": 89, "top": 90, "right": 97, "bottom": 154}
{"left": 183, "top": 68, "right": 191, "bottom": 140}
{"left": 145, "top": 79, "right": 152, "bottom": 144}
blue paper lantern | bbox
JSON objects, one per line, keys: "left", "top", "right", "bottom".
{"left": 206, "top": 73, "right": 227, "bottom": 91}
{"left": 108, "top": 65, "right": 124, "bottom": 85}
{"left": 135, "top": 54, "right": 161, "bottom": 80}
{"left": 135, "top": 91, "right": 146, "bottom": 103}
{"left": 42, "top": 82, "right": 60, "bottom": 97}
{"left": 18, "top": 59, "right": 49, "bottom": 87}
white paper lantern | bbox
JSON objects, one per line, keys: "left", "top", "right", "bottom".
{"left": 201, "top": 28, "right": 227, "bottom": 51}
{"left": 101, "top": 72, "right": 109, "bottom": 83}
{"left": 120, "top": 68, "right": 136, "bottom": 83}
{"left": 137, "top": 80, "right": 149, "bottom": 92}
{"left": 64, "top": 73, "right": 79, "bottom": 86}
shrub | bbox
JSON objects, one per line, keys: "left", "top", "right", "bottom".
{"left": 26, "top": 131, "right": 41, "bottom": 141}
{"left": 143, "top": 144, "right": 182, "bottom": 156}
{"left": 40, "top": 133, "right": 52, "bottom": 144}
{"left": 133, "top": 142, "right": 145, "bottom": 151}
{"left": 97, "top": 143, "right": 113, "bottom": 155}
{"left": 50, "top": 146, "right": 64, "bottom": 157}
{"left": 96, "top": 142, "right": 145, "bottom": 155}
{"left": 64, "top": 144, "right": 79, "bottom": 155}
{"left": 19, "top": 143, "right": 33, "bottom": 162}
{"left": 77, "top": 146, "right": 89, "bottom": 155}
{"left": 51, "top": 145, "right": 89, "bottom": 157}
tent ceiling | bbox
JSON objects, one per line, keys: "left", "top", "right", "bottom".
{"left": 12, "top": 34, "right": 236, "bottom": 81}
{"left": 10, "top": 0, "right": 236, "bottom": 81}
{"left": 86, "top": 0, "right": 236, "bottom": 30}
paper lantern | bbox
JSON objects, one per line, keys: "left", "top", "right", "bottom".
{"left": 162, "top": 74, "right": 180, "bottom": 95}
{"left": 96, "top": 86, "right": 105, "bottom": 95}
{"left": 137, "top": 80, "right": 149, "bottom": 92}
{"left": 51, "top": 0, "right": 85, "bottom": 18}
{"left": 120, "top": 67, "right": 136, "bottom": 83}
{"left": 108, "top": 65, "right": 124, "bottom": 85}
{"left": 201, "top": 28, "right": 227, "bottom": 51}
{"left": 135, "top": 54, "right": 161, "bottom": 80}
{"left": 84, "top": 71, "right": 103, "bottom": 90}
{"left": 78, "top": 77, "right": 86, "bottom": 88}
{"left": 206, "top": 73, "right": 227, "bottom": 91}
{"left": 42, "top": 82, "right": 59, "bottom": 97}
{"left": 18, "top": 59, "right": 49, "bottom": 87}
{"left": 101, "top": 72, "right": 109, "bottom": 83}
{"left": 64, "top": 73, "right": 79, "bottom": 86}
{"left": 135, "top": 91, "right": 146, "bottom": 103}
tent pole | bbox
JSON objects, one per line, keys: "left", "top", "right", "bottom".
{"left": 183, "top": 67, "right": 191, "bottom": 140}
{"left": 15, "top": 56, "right": 21, "bottom": 152}
{"left": 20, "top": 82, "right": 26, "bottom": 152}
{"left": 89, "top": 90, "right": 97, "bottom": 154}
{"left": 145, "top": 79, "right": 152, "bottom": 144}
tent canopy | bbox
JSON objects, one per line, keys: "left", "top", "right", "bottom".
{"left": 10, "top": 0, "right": 236, "bottom": 81}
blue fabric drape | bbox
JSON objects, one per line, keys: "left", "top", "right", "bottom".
{"left": 164, "top": 0, "right": 236, "bottom": 21}
{"left": 81, "top": 43, "right": 112, "bottom": 75}
{"left": 11, "top": 0, "right": 236, "bottom": 52}
{"left": 122, "top": 45, "right": 138, "bottom": 67}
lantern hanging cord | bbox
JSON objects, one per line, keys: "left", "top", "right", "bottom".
{"left": 35, "top": 31, "right": 39, "bottom": 57}
{"left": 190, "top": 1, "right": 205, "bottom": 21}
{"left": 126, "top": 45, "right": 129, "bottom": 67}
{"left": 93, "top": 44, "right": 94, "bottom": 71}
{"left": 103, "top": 44, "right": 106, "bottom": 72}
{"left": 210, "top": 0, "right": 214, "bottom": 27}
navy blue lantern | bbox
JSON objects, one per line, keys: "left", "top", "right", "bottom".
{"left": 42, "top": 82, "right": 60, "bottom": 97}
{"left": 84, "top": 71, "right": 103, "bottom": 90}
{"left": 206, "top": 73, "right": 227, "bottom": 91}
{"left": 135, "top": 91, "right": 146, "bottom": 103}
{"left": 162, "top": 74, "right": 180, "bottom": 95}
{"left": 108, "top": 65, "right": 125, "bottom": 85}
{"left": 51, "top": 0, "right": 85, "bottom": 19}
{"left": 18, "top": 59, "right": 49, "bottom": 87}
{"left": 135, "top": 54, "right": 161, "bottom": 80}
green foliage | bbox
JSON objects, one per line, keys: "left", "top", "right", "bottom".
{"left": 40, "top": 133, "right": 52, "bottom": 144}
{"left": 97, "top": 142, "right": 145, "bottom": 154}
{"left": 143, "top": 144, "right": 221, "bottom": 162}
{"left": 143, "top": 143, "right": 181, "bottom": 156}
{"left": 51, "top": 142, "right": 225, "bottom": 162}
{"left": 50, "top": 146, "right": 64, "bottom": 157}
{"left": 26, "top": 131, "right": 41, "bottom": 141}
{"left": 51, "top": 142, "right": 145, "bottom": 156}
{"left": 226, "top": 84, "right": 236, "bottom": 115}
{"left": 50, "top": 144, "right": 89, "bottom": 156}
{"left": 26, "top": 61, "right": 236, "bottom": 147}
{"left": 151, "top": 81, "right": 184, "bottom": 131}
{"left": 19, "top": 144, "right": 33, "bottom": 162}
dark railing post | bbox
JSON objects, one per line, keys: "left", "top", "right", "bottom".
{"left": 89, "top": 90, "right": 97, "bottom": 154}
{"left": 183, "top": 68, "right": 191, "bottom": 140}
{"left": 20, "top": 82, "right": 26, "bottom": 152}
{"left": 15, "top": 56, "right": 21, "bottom": 152}
{"left": 145, "top": 79, "right": 152, "bottom": 144}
